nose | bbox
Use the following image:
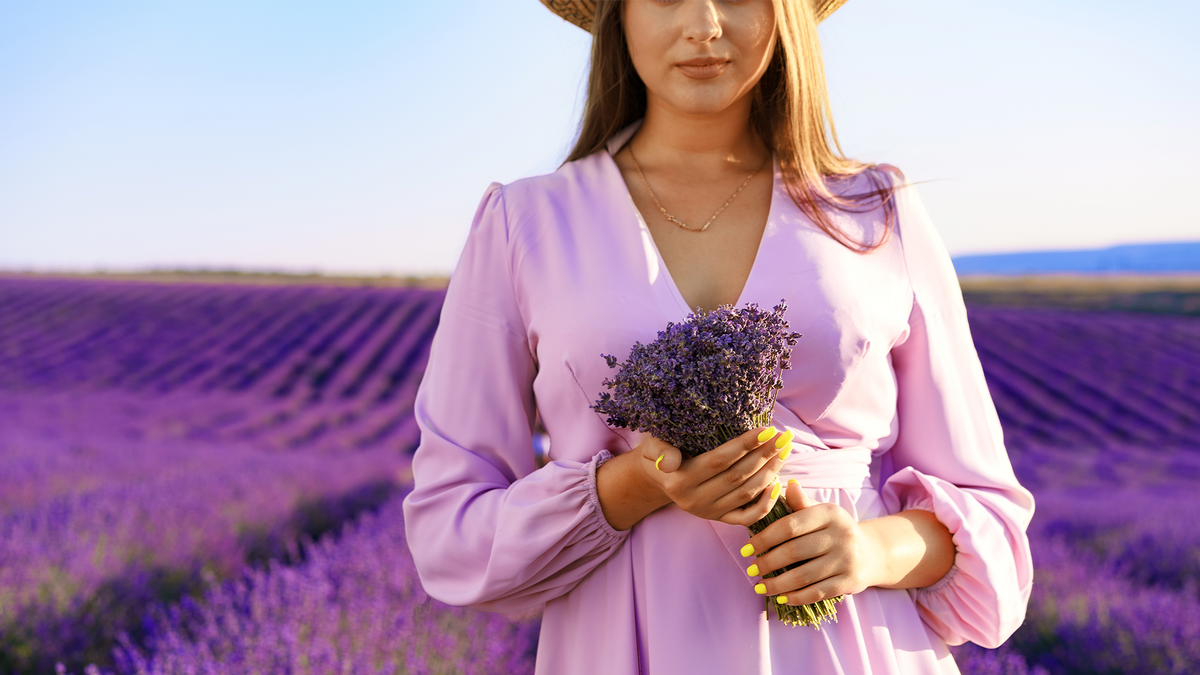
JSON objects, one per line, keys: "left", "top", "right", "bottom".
{"left": 681, "top": 0, "right": 722, "bottom": 44}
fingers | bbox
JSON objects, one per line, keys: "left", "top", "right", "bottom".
{"left": 691, "top": 426, "right": 784, "bottom": 480}
{"left": 656, "top": 445, "right": 683, "bottom": 473}
{"left": 752, "top": 523, "right": 837, "bottom": 574}
{"left": 640, "top": 437, "right": 683, "bottom": 474}
{"left": 718, "top": 477, "right": 781, "bottom": 527}
{"left": 642, "top": 426, "right": 796, "bottom": 523}
{"left": 785, "top": 478, "right": 817, "bottom": 510}
{"left": 774, "top": 575, "right": 847, "bottom": 608}
{"left": 685, "top": 461, "right": 778, "bottom": 522}
{"left": 739, "top": 494, "right": 871, "bottom": 602}
{"left": 696, "top": 428, "right": 791, "bottom": 496}
{"left": 745, "top": 492, "right": 832, "bottom": 558}
{"left": 744, "top": 535, "right": 863, "bottom": 605}
{"left": 706, "top": 432, "right": 796, "bottom": 520}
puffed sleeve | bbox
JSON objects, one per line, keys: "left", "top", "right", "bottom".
{"left": 878, "top": 169, "right": 1035, "bottom": 648}
{"left": 402, "top": 183, "right": 629, "bottom": 613}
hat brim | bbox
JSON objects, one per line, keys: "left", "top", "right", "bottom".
{"left": 539, "top": 0, "right": 849, "bottom": 33}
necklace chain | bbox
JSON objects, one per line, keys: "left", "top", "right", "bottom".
{"left": 628, "top": 145, "right": 768, "bottom": 233}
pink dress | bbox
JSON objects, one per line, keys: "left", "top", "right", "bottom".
{"left": 402, "top": 121, "right": 1034, "bottom": 675}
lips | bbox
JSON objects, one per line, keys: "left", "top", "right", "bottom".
{"left": 676, "top": 57, "right": 730, "bottom": 80}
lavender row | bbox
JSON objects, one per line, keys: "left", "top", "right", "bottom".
{"left": 0, "top": 422, "right": 407, "bottom": 673}
{"left": 0, "top": 368, "right": 426, "bottom": 460}
{"left": 57, "top": 480, "right": 1200, "bottom": 675}
{"left": 952, "top": 481, "right": 1200, "bottom": 673}
{"left": 1030, "top": 487, "right": 1200, "bottom": 592}
{"left": 63, "top": 495, "right": 539, "bottom": 675}
{"left": 3, "top": 279, "right": 1199, "bottom": 673}
{"left": 955, "top": 499, "right": 1200, "bottom": 674}
{"left": 966, "top": 306, "right": 1200, "bottom": 451}
{"left": 5, "top": 279, "right": 1198, "bottom": 456}
{"left": 0, "top": 279, "right": 442, "bottom": 410}
{"left": 1006, "top": 440, "right": 1200, "bottom": 494}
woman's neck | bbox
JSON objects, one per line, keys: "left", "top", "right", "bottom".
{"left": 630, "top": 94, "right": 769, "bottom": 177}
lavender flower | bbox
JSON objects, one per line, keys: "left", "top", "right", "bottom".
{"left": 593, "top": 301, "right": 799, "bottom": 458}
{"left": 592, "top": 302, "right": 844, "bottom": 628}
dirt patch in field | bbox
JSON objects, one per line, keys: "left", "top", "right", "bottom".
{"left": 0, "top": 269, "right": 449, "bottom": 288}
{"left": 959, "top": 274, "right": 1200, "bottom": 315}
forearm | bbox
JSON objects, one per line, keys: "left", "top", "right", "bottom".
{"left": 595, "top": 450, "right": 671, "bottom": 531}
{"left": 860, "top": 509, "right": 956, "bottom": 590}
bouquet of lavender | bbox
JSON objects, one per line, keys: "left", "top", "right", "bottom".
{"left": 592, "top": 301, "right": 843, "bottom": 629}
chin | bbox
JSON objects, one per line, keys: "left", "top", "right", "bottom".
{"left": 665, "top": 92, "right": 742, "bottom": 117}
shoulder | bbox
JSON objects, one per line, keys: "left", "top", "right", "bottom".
{"left": 850, "top": 162, "right": 933, "bottom": 256}
{"left": 497, "top": 151, "right": 612, "bottom": 210}
{"left": 480, "top": 151, "right": 617, "bottom": 244}
{"left": 820, "top": 163, "right": 906, "bottom": 199}
{"left": 874, "top": 163, "right": 906, "bottom": 183}
{"left": 866, "top": 163, "right": 925, "bottom": 243}
{"left": 802, "top": 163, "right": 906, "bottom": 250}
{"left": 463, "top": 151, "right": 619, "bottom": 276}
{"left": 866, "top": 166, "right": 956, "bottom": 293}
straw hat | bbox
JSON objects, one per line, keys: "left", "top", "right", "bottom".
{"left": 538, "top": 0, "right": 850, "bottom": 32}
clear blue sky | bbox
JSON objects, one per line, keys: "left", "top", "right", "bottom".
{"left": 1, "top": 0, "right": 1197, "bottom": 276}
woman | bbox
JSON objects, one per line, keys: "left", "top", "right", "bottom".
{"left": 403, "top": 1, "right": 1034, "bottom": 673}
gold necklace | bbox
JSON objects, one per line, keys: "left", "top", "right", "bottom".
{"left": 628, "top": 145, "right": 768, "bottom": 233}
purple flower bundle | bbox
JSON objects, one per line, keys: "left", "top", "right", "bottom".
{"left": 593, "top": 302, "right": 842, "bottom": 628}
{"left": 593, "top": 302, "right": 799, "bottom": 458}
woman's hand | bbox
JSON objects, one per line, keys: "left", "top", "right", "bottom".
{"left": 744, "top": 480, "right": 956, "bottom": 604}
{"left": 642, "top": 426, "right": 796, "bottom": 526}
{"left": 595, "top": 426, "right": 795, "bottom": 531}
{"left": 743, "top": 481, "right": 878, "bottom": 605}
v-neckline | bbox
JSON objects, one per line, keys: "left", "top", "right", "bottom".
{"left": 604, "top": 140, "right": 779, "bottom": 316}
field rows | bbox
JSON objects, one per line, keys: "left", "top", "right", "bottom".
{"left": 2, "top": 277, "right": 1199, "bottom": 674}
{"left": 970, "top": 308, "right": 1200, "bottom": 451}
{"left": 0, "top": 280, "right": 444, "bottom": 455}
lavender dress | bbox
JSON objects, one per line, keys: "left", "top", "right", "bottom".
{"left": 402, "top": 121, "right": 1034, "bottom": 675}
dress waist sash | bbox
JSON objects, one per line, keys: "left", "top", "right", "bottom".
{"left": 768, "top": 404, "right": 873, "bottom": 490}
{"left": 777, "top": 447, "right": 873, "bottom": 490}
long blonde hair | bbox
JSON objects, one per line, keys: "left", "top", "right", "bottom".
{"left": 564, "top": 0, "right": 895, "bottom": 252}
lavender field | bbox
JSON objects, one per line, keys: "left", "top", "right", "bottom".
{"left": 2, "top": 276, "right": 1199, "bottom": 674}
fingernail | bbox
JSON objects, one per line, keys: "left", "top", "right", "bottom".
{"left": 787, "top": 478, "right": 799, "bottom": 488}
{"left": 756, "top": 426, "right": 777, "bottom": 443}
{"left": 754, "top": 583, "right": 766, "bottom": 595}
{"left": 774, "top": 430, "right": 795, "bottom": 450}
{"left": 746, "top": 564, "right": 759, "bottom": 577}
{"left": 776, "top": 595, "right": 789, "bottom": 605}
{"left": 769, "top": 481, "right": 782, "bottom": 501}
{"left": 655, "top": 454, "right": 664, "bottom": 471}
{"left": 778, "top": 445, "right": 793, "bottom": 461}
{"left": 740, "top": 543, "right": 755, "bottom": 558}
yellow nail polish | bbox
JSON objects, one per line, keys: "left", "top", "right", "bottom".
{"left": 776, "top": 595, "right": 789, "bottom": 605}
{"left": 774, "top": 429, "right": 795, "bottom": 450}
{"left": 756, "top": 426, "right": 777, "bottom": 443}
{"left": 778, "top": 445, "right": 793, "bottom": 461}
{"left": 740, "top": 543, "right": 755, "bottom": 558}
{"left": 754, "top": 583, "right": 766, "bottom": 595}
{"left": 655, "top": 454, "right": 664, "bottom": 471}
{"left": 769, "top": 481, "right": 782, "bottom": 501}
{"left": 787, "top": 478, "right": 799, "bottom": 488}
{"left": 746, "top": 564, "right": 759, "bottom": 577}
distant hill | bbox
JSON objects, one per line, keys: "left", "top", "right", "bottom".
{"left": 952, "top": 241, "right": 1200, "bottom": 275}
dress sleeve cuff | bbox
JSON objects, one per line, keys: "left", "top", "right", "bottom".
{"left": 881, "top": 465, "right": 1032, "bottom": 648}
{"left": 917, "top": 562, "right": 960, "bottom": 595}
{"left": 584, "top": 449, "right": 624, "bottom": 539}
